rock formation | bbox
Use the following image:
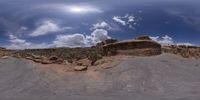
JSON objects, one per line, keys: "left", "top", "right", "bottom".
{"left": 1, "top": 35, "right": 200, "bottom": 67}
{"left": 103, "top": 36, "right": 162, "bottom": 56}
{"left": 0, "top": 47, "right": 8, "bottom": 57}
{"left": 162, "top": 45, "right": 200, "bottom": 59}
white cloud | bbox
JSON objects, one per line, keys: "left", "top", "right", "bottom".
{"left": 150, "top": 35, "right": 174, "bottom": 45}
{"left": 6, "top": 26, "right": 111, "bottom": 49}
{"left": 6, "top": 34, "right": 50, "bottom": 49}
{"left": 53, "top": 29, "right": 111, "bottom": 47}
{"left": 20, "top": 26, "right": 28, "bottom": 31}
{"left": 53, "top": 34, "right": 87, "bottom": 47}
{"left": 91, "top": 21, "right": 111, "bottom": 30}
{"left": 91, "top": 29, "right": 111, "bottom": 43}
{"left": 128, "top": 16, "right": 135, "bottom": 22}
{"left": 150, "top": 35, "right": 195, "bottom": 46}
{"left": 176, "top": 42, "right": 195, "bottom": 46}
{"left": 113, "top": 16, "right": 126, "bottom": 26}
{"left": 160, "top": 35, "right": 174, "bottom": 45}
{"left": 29, "top": 20, "right": 72, "bottom": 37}
{"left": 112, "top": 14, "right": 140, "bottom": 29}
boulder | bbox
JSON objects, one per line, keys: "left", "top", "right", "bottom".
{"left": 76, "top": 58, "right": 91, "bottom": 66}
{"left": 49, "top": 56, "right": 58, "bottom": 60}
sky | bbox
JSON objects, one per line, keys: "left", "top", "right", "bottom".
{"left": 0, "top": 0, "right": 200, "bottom": 49}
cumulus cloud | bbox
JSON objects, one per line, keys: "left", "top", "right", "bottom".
{"left": 150, "top": 35, "right": 174, "bottom": 45}
{"left": 29, "top": 20, "right": 72, "bottom": 37}
{"left": 150, "top": 35, "right": 195, "bottom": 46}
{"left": 6, "top": 34, "right": 50, "bottom": 49}
{"left": 91, "top": 29, "right": 110, "bottom": 43}
{"left": 113, "top": 16, "right": 126, "bottom": 26}
{"left": 6, "top": 25, "right": 111, "bottom": 49}
{"left": 53, "top": 34, "right": 86, "bottom": 47}
{"left": 91, "top": 21, "right": 111, "bottom": 30}
{"left": 112, "top": 14, "right": 140, "bottom": 29}
{"left": 53, "top": 29, "right": 111, "bottom": 47}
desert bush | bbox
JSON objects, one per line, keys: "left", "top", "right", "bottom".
{"left": 88, "top": 52, "right": 99, "bottom": 66}
{"left": 109, "top": 48, "right": 117, "bottom": 55}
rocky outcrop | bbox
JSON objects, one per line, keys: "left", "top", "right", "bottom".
{"left": 103, "top": 36, "right": 161, "bottom": 56}
{"left": 8, "top": 47, "right": 103, "bottom": 64}
{"left": 0, "top": 47, "right": 8, "bottom": 57}
{"left": 162, "top": 45, "right": 200, "bottom": 59}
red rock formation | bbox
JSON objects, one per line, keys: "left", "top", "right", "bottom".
{"left": 103, "top": 39, "right": 161, "bottom": 56}
{"left": 162, "top": 45, "right": 200, "bottom": 59}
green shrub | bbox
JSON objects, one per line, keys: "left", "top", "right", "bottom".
{"left": 109, "top": 48, "right": 117, "bottom": 55}
{"left": 88, "top": 52, "right": 99, "bottom": 66}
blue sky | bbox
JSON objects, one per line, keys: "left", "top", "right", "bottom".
{"left": 0, "top": 0, "right": 200, "bottom": 49}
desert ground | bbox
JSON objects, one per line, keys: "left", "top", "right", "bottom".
{"left": 0, "top": 53, "right": 200, "bottom": 100}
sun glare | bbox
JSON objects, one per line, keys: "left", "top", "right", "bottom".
{"left": 66, "top": 5, "right": 102, "bottom": 14}
{"left": 69, "top": 6, "right": 86, "bottom": 13}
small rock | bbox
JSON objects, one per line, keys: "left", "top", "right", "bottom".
{"left": 74, "top": 66, "right": 87, "bottom": 71}
{"left": 33, "top": 59, "right": 42, "bottom": 63}
{"left": 32, "top": 55, "right": 41, "bottom": 59}
{"left": 76, "top": 58, "right": 91, "bottom": 66}
{"left": 26, "top": 57, "right": 33, "bottom": 60}
{"left": 41, "top": 59, "right": 52, "bottom": 64}
{"left": 49, "top": 56, "right": 58, "bottom": 60}
{"left": 1, "top": 56, "right": 9, "bottom": 59}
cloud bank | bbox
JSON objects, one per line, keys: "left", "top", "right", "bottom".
{"left": 6, "top": 29, "right": 111, "bottom": 49}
